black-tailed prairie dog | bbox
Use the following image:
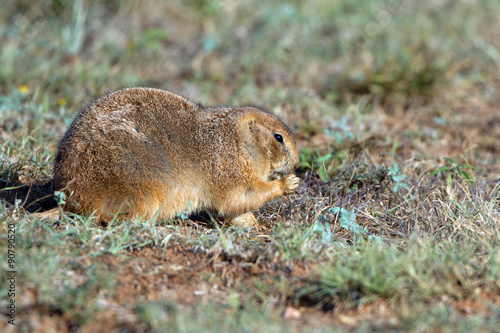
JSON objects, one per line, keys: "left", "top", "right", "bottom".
{"left": 54, "top": 87, "right": 300, "bottom": 226}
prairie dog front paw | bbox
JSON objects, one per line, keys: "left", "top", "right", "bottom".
{"left": 282, "top": 174, "right": 300, "bottom": 194}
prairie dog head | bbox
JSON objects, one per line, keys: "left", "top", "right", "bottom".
{"left": 238, "top": 108, "right": 299, "bottom": 180}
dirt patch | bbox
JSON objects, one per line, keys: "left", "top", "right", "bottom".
{"left": 99, "top": 246, "right": 314, "bottom": 306}
{"left": 454, "top": 289, "right": 500, "bottom": 316}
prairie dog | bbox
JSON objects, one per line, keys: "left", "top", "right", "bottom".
{"left": 54, "top": 87, "right": 300, "bottom": 226}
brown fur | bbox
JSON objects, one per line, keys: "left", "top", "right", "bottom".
{"left": 54, "top": 87, "right": 300, "bottom": 225}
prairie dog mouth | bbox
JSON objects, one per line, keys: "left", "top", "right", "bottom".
{"left": 269, "top": 170, "right": 289, "bottom": 180}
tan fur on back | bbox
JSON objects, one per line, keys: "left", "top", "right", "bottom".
{"left": 54, "top": 88, "right": 300, "bottom": 225}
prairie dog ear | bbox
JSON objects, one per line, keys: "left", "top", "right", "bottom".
{"left": 239, "top": 114, "right": 258, "bottom": 130}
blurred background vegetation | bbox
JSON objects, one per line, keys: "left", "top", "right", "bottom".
{"left": 2, "top": 0, "right": 499, "bottom": 112}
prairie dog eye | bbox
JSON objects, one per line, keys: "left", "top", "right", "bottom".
{"left": 274, "top": 133, "right": 283, "bottom": 143}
